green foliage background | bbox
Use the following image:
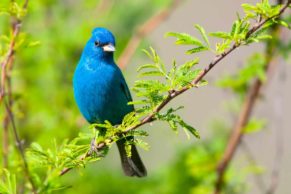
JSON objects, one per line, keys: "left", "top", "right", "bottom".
{"left": 0, "top": 0, "right": 172, "bottom": 145}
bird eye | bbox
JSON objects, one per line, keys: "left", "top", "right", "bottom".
{"left": 94, "top": 41, "right": 100, "bottom": 46}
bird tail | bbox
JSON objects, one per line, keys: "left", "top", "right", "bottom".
{"left": 116, "top": 137, "right": 147, "bottom": 177}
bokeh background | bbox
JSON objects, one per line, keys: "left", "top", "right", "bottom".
{"left": 0, "top": 0, "right": 290, "bottom": 193}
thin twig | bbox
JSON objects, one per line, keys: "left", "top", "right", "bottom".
{"left": 23, "top": 0, "right": 29, "bottom": 9}
{"left": 0, "top": 0, "right": 37, "bottom": 193}
{"left": 0, "top": 17, "right": 18, "bottom": 173}
{"left": 0, "top": 23, "right": 19, "bottom": 104}
{"left": 1, "top": 56, "right": 15, "bottom": 169}
{"left": 4, "top": 101, "right": 37, "bottom": 193}
{"left": 0, "top": 0, "right": 29, "bottom": 102}
{"left": 60, "top": 1, "right": 290, "bottom": 176}
{"left": 2, "top": 58, "right": 14, "bottom": 170}
{"left": 213, "top": 1, "right": 289, "bottom": 193}
{"left": 117, "top": 0, "right": 182, "bottom": 69}
{"left": 2, "top": 115, "right": 10, "bottom": 169}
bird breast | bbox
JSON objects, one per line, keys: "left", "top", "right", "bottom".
{"left": 73, "top": 62, "right": 130, "bottom": 124}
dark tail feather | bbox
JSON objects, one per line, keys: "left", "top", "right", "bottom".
{"left": 116, "top": 138, "right": 147, "bottom": 177}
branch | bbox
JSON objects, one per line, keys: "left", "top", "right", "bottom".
{"left": 0, "top": 23, "right": 19, "bottom": 104}
{"left": 214, "top": 77, "right": 263, "bottom": 194}
{"left": 117, "top": 0, "right": 182, "bottom": 69}
{"left": 0, "top": 0, "right": 29, "bottom": 103}
{"left": 60, "top": 0, "right": 290, "bottom": 176}
{"left": 23, "top": 0, "right": 29, "bottom": 9}
{"left": 4, "top": 101, "right": 37, "bottom": 193}
{"left": 2, "top": 113, "right": 10, "bottom": 168}
{"left": 213, "top": 2, "right": 289, "bottom": 193}
{"left": 0, "top": 0, "right": 37, "bottom": 193}
{"left": 2, "top": 49, "right": 14, "bottom": 169}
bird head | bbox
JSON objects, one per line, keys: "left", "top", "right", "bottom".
{"left": 83, "top": 27, "right": 116, "bottom": 60}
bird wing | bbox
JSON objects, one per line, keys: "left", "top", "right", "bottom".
{"left": 120, "top": 77, "right": 133, "bottom": 103}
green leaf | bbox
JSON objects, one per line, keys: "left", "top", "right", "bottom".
{"left": 128, "top": 130, "right": 149, "bottom": 137}
{"left": 137, "top": 64, "right": 158, "bottom": 72}
{"left": 256, "top": 35, "right": 272, "bottom": 40}
{"left": 230, "top": 20, "right": 240, "bottom": 37}
{"left": 243, "top": 119, "right": 266, "bottom": 134}
{"left": 181, "top": 121, "right": 200, "bottom": 139}
{"left": 27, "top": 41, "right": 41, "bottom": 47}
{"left": 8, "top": 2, "right": 27, "bottom": 19}
{"left": 194, "top": 24, "right": 210, "bottom": 47}
{"left": 134, "top": 139, "right": 150, "bottom": 151}
{"left": 186, "top": 46, "right": 208, "bottom": 54}
{"left": 138, "top": 70, "right": 165, "bottom": 77}
{"left": 277, "top": 20, "right": 289, "bottom": 28}
{"left": 209, "top": 32, "right": 232, "bottom": 39}
{"left": 128, "top": 100, "right": 148, "bottom": 105}
{"left": 215, "top": 39, "right": 232, "bottom": 54}
{"left": 166, "top": 32, "right": 204, "bottom": 47}
{"left": 197, "top": 80, "right": 208, "bottom": 87}
{"left": 239, "top": 21, "right": 250, "bottom": 35}
{"left": 157, "top": 108, "right": 200, "bottom": 139}
{"left": 125, "top": 142, "right": 132, "bottom": 157}
{"left": 241, "top": 3, "right": 256, "bottom": 12}
{"left": 0, "top": 169, "right": 17, "bottom": 194}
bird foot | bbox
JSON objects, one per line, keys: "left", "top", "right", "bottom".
{"left": 89, "top": 138, "right": 104, "bottom": 157}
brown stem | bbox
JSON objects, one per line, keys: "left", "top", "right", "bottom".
{"left": 2, "top": 115, "right": 9, "bottom": 168}
{"left": 0, "top": 20, "right": 19, "bottom": 173}
{"left": 0, "top": 24, "right": 19, "bottom": 104}
{"left": 0, "top": 0, "right": 36, "bottom": 193}
{"left": 60, "top": 1, "right": 290, "bottom": 176}
{"left": 117, "top": 0, "right": 182, "bottom": 69}
{"left": 4, "top": 101, "right": 37, "bottom": 193}
{"left": 23, "top": 0, "right": 29, "bottom": 9}
{"left": 214, "top": 79, "right": 263, "bottom": 194}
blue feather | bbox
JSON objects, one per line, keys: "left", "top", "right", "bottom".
{"left": 73, "top": 27, "right": 146, "bottom": 177}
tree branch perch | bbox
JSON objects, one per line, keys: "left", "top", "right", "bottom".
{"left": 213, "top": 1, "right": 289, "bottom": 193}
{"left": 59, "top": 1, "right": 290, "bottom": 176}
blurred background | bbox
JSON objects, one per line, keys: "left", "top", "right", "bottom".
{"left": 0, "top": 0, "right": 290, "bottom": 193}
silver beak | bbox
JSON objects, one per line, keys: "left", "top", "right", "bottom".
{"left": 102, "top": 44, "right": 115, "bottom": 52}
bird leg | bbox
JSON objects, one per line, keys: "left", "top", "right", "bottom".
{"left": 89, "top": 137, "right": 105, "bottom": 157}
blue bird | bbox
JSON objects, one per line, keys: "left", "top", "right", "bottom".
{"left": 73, "top": 27, "right": 147, "bottom": 177}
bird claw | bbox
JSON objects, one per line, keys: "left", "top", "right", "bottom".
{"left": 89, "top": 138, "right": 104, "bottom": 157}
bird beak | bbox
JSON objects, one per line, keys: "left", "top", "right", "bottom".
{"left": 102, "top": 44, "right": 115, "bottom": 52}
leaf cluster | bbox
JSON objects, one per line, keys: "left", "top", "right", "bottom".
{"left": 166, "top": 0, "right": 289, "bottom": 55}
{"left": 0, "top": 169, "right": 17, "bottom": 194}
{"left": 0, "top": 2, "right": 27, "bottom": 19}
{"left": 242, "top": 0, "right": 283, "bottom": 20}
{"left": 166, "top": 24, "right": 210, "bottom": 54}
{"left": 131, "top": 47, "right": 207, "bottom": 139}
{"left": 157, "top": 107, "right": 200, "bottom": 139}
{"left": 132, "top": 47, "right": 206, "bottom": 110}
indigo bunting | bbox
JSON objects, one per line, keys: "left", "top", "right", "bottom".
{"left": 73, "top": 27, "right": 147, "bottom": 177}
